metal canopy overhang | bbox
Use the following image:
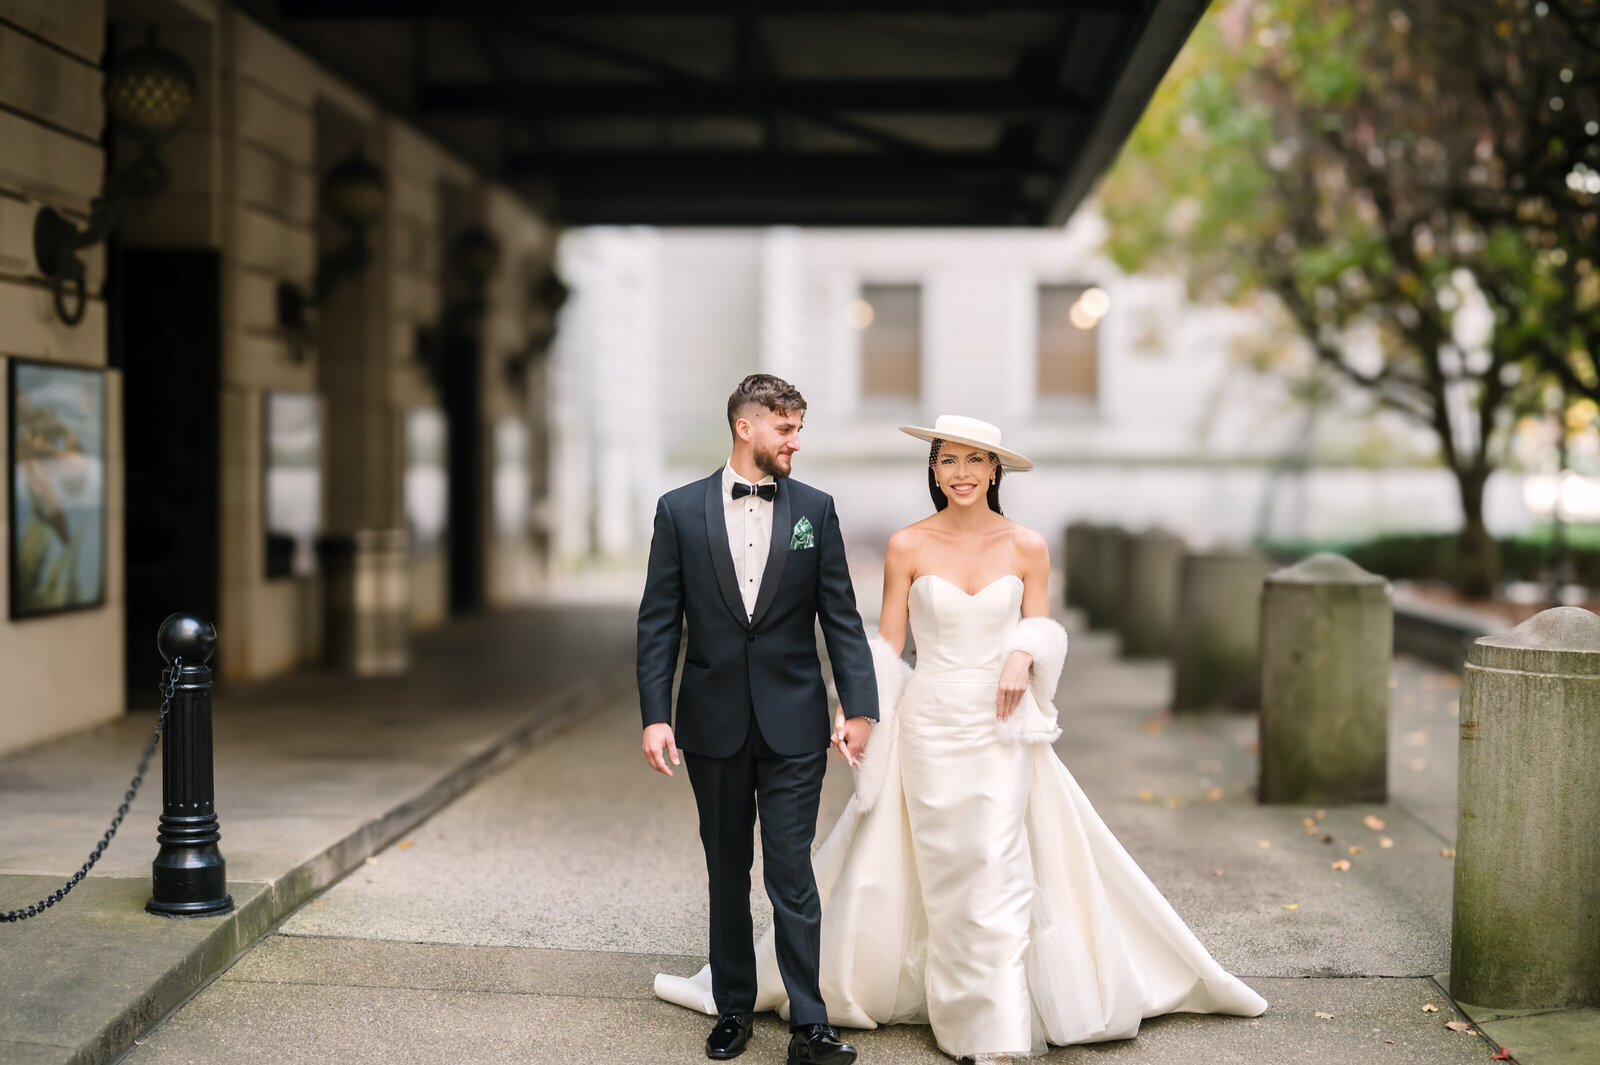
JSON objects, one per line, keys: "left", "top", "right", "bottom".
{"left": 244, "top": 0, "right": 1207, "bottom": 227}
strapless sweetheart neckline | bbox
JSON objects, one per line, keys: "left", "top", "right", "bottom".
{"left": 911, "top": 572, "right": 1024, "bottom": 597}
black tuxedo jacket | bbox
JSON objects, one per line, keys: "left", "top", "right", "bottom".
{"left": 636, "top": 470, "right": 879, "bottom": 758}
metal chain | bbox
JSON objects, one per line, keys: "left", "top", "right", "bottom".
{"left": 1, "top": 658, "right": 182, "bottom": 923}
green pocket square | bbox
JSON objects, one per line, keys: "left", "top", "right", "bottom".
{"left": 789, "top": 516, "right": 815, "bottom": 550}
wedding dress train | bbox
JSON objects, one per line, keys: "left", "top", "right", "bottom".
{"left": 657, "top": 574, "right": 1267, "bottom": 1058}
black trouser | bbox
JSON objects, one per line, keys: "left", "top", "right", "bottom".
{"left": 686, "top": 716, "right": 829, "bottom": 1029}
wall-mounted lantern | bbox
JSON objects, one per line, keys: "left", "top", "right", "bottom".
{"left": 277, "top": 148, "right": 389, "bottom": 360}
{"left": 504, "top": 268, "right": 570, "bottom": 389}
{"left": 415, "top": 224, "right": 501, "bottom": 386}
{"left": 33, "top": 29, "right": 196, "bottom": 325}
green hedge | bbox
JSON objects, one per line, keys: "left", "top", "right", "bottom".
{"left": 1258, "top": 526, "right": 1600, "bottom": 586}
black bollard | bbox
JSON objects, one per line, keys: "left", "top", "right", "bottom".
{"left": 146, "top": 614, "right": 233, "bottom": 918}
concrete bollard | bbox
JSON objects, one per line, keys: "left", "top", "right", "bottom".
{"left": 1119, "top": 528, "right": 1185, "bottom": 658}
{"left": 1258, "top": 553, "right": 1392, "bottom": 804}
{"left": 1086, "top": 526, "right": 1129, "bottom": 633}
{"left": 1172, "top": 550, "right": 1270, "bottom": 712}
{"left": 1064, "top": 521, "right": 1096, "bottom": 611}
{"left": 1451, "top": 607, "right": 1600, "bottom": 1009}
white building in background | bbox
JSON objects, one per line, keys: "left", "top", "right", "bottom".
{"left": 546, "top": 214, "right": 1534, "bottom": 586}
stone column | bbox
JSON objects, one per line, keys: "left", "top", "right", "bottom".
{"left": 1064, "top": 521, "right": 1096, "bottom": 611}
{"left": 1172, "top": 550, "right": 1270, "bottom": 712}
{"left": 1119, "top": 528, "right": 1185, "bottom": 658}
{"left": 1086, "top": 526, "right": 1129, "bottom": 633}
{"left": 1451, "top": 607, "right": 1600, "bottom": 1009}
{"left": 1258, "top": 553, "right": 1392, "bottom": 804}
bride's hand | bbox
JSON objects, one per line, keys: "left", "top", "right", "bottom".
{"left": 996, "top": 651, "right": 1033, "bottom": 720}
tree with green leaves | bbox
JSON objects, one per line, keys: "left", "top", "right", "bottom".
{"left": 1100, "top": 0, "right": 1600, "bottom": 596}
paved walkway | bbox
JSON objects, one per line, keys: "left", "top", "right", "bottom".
{"left": 115, "top": 613, "right": 1514, "bottom": 1065}
{"left": 0, "top": 602, "right": 637, "bottom": 1065}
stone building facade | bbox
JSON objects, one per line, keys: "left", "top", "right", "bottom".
{"left": 0, "top": 0, "right": 552, "bottom": 754}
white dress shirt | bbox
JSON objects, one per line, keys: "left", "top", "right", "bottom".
{"left": 722, "top": 461, "right": 775, "bottom": 622}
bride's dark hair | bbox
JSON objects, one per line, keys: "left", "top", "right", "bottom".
{"left": 928, "top": 438, "right": 1003, "bottom": 514}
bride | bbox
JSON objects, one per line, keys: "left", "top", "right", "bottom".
{"left": 657, "top": 415, "right": 1268, "bottom": 1062}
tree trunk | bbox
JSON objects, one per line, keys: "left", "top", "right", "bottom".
{"left": 1454, "top": 467, "right": 1499, "bottom": 599}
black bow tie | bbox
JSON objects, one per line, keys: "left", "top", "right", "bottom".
{"left": 731, "top": 482, "right": 776, "bottom": 502}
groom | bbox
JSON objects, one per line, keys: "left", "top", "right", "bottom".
{"left": 638, "top": 374, "right": 878, "bottom": 1063}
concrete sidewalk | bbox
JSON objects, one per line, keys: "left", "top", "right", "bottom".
{"left": 0, "top": 602, "right": 637, "bottom": 1065}
{"left": 119, "top": 612, "right": 1543, "bottom": 1065}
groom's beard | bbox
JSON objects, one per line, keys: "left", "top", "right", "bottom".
{"left": 753, "top": 444, "right": 793, "bottom": 480}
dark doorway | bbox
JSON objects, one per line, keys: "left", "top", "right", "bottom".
{"left": 115, "top": 249, "right": 222, "bottom": 707}
{"left": 441, "top": 331, "right": 482, "bottom": 614}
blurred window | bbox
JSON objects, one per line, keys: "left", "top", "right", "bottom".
{"left": 859, "top": 284, "right": 921, "bottom": 401}
{"left": 1037, "top": 284, "right": 1100, "bottom": 401}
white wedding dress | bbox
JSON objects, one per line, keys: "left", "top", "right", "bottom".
{"left": 657, "top": 574, "right": 1267, "bottom": 1059}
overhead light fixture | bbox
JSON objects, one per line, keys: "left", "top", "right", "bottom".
{"left": 277, "top": 148, "right": 390, "bottom": 360}
{"left": 33, "top": 28, "right": 196, "bottom": 325}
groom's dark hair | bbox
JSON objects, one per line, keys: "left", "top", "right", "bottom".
{"left": 727, "top": 374, "right": 807, "bottom": 435}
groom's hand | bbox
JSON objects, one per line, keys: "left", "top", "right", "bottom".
{"left": 642, "top": 723, "right": 681, "bottom": 777}
{"left": 833, "top": 712, "right": 871, "bottom": 768}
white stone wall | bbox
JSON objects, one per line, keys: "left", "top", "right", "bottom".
{"left": 552, "top": 219, "right": 1535, "bottom": 577}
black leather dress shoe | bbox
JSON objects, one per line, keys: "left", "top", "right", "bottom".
{"left": 787, "top": 1023, "right": 857, "bottom": 1064}
{"left": 705, "top": 1012, "right": 754, "bottom": 1060}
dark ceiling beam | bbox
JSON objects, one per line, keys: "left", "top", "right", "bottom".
{"left": 418, "top": 79, "right": 1090, "bottom": 116}
{"left": 284, "top": 0, "right": 1120, "bottom": 16}
{"left": 502, "top": 22, "right": 938, "bottom": 156}
{"left": 547, "top": 199, "right": 1035, "bottom": 226}
{"left": 506, "top": 150, "right": 1050, "bottom": 183}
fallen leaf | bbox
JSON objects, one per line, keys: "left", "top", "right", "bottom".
{"left": 1305, "top": 824, "right": 1321, "bottom": 835}
{"left": 1143, "top": 719, "right": 1165, "bottom": 735}
{"left": 1348, "top": 845, "right": 1364, "bottom": 855}
{"left": 1421, "top": 1004, "right": 1440, "bottom": 1013}
{"left": 1302, "top": 817, "right": 1317, "bottom": 828}
{"left": 1212, "top": 869, "right": 1225, "bottom": 876}
{"left": 1365, "top": 815, "right": 1386, "bottom": 830}
{"left": 1206, "top": 787, "right": 1223, "bottom": 801}
{"left": 364, "top": 856, "right": 380, "bottom": 865}
{"left": 1379, "top": 837, "right": 1395, "bottom": 848}
{"left": 1315, "top": 1011, "right": 1334, "bottom": 1019}
{"left": 1282, "top": 903, "right": 1299, "bottom": 910}
{"left": 1440, "top": 848, "right": 1457, "bottom": 858}
{"left": 1445, "top": 1021, "right": 1475, "bottom": 1033}
{"left": 311, "top": 901, "right": 326, "bottom": 907}
{"left": 1385, "top": 1039, "right": 1396, "bottom": 1043}
{"left": 1322, "top": 835, "right": 1334, "bottom": 844}
{"left": 1491, "top": 1049, "right": 1512, "bottom": 1060}
{"left": 1258, "top": 840, "right": 1274, "bottom": 849}
{"left": 1332, "top": 859, "right": 1351, "bottom": 871}
{"left": 1138, "top": 788, "right": 1154, "bottom": 802}
{"left": 397, "top": 841, "right": 415, "bottom": 849}
{"left": 1315, "top": 808, "right": 1327, "bottom": 819}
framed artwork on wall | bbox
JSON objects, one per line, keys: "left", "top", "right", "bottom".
{"left": 263, "top": 391, "right": 322, "bottom": 579}
{"left": 8, "top": 359, "right": 108, "bottom": 619}
{"left": 404, "top": 407, "right": 448, "bottom": 554}
{"left": 492, "top": 416, "right": 529, "bottom": 541}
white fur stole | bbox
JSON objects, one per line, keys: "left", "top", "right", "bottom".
{"left": 995, "top": 616, "right": 1069, "bottom": 747}
{"left": 836, "top": 634, "right": 912, "bottom": 812}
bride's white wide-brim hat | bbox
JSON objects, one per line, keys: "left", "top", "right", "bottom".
{"left": 899, "top": 414, "right": 1034, "bottom": 472}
